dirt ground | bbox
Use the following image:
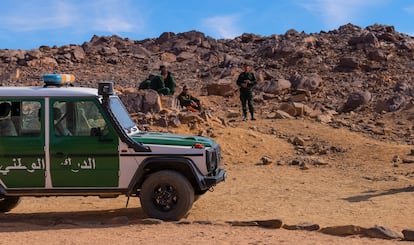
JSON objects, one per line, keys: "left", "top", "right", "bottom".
{"left": 1, "top": 117, "right": 414, "bottom": 244}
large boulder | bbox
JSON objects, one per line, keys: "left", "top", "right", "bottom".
{"left": 336, "top": 57, "right": 359, "bottom": 71}
{"left": 290, "top": 74, "right": 322, "bottom": 91}
{"left": 119, "top": 89, "right": 162, "bottom": 113}
{"left": 255, "top": 79, "right": 291, "bottom": 94}
{"left": 206, "top": 81, "right": 237, "bottom": 96}
{"left": 348, "top": 31, "right": 380, "bottom": 49}
{"left": 339, "top": 91, "right": 372, "bottom": 113}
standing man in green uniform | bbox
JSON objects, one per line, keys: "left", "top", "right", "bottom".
{"left": 236, "top": 63, "right": 257, "bottom": 121}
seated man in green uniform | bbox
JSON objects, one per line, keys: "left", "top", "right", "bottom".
{"left": 138, "top": 74, "right": 154, "bottom": 90}
{"left": 160, "top": 65, "right": 176, "bottom": 95}
{"left": 149, "top": 65, "right": 176, "bottom": 95}
{"left": 177, "top": 86, "right": 202, "bottom": 112}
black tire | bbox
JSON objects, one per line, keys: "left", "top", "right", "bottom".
{"left": 194, "top": 190, "right": 208, "bottom": 202}
{"left": 194, "top": 195, "right": 201, "bottom": 202}
{"left": 0, "top": 197, "right": 20, "bottom": 212}
{"left": 140, "top": 170, "right": 194, "bottom": 221}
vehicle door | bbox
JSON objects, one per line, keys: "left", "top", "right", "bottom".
{"left": 0, "top": 99, "right": 45, "bottom": 188}
{"left": 48, "top": 98, "right": 119, "bottom": 187}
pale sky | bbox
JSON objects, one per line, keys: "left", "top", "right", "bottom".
{"left": 0, "top": 0, "right": 413, "bottom": 49}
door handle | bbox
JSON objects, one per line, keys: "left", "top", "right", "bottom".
{"left": 99, "top": 137, "right": 113, "bottom": 142}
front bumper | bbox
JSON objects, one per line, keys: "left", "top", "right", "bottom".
{"left": 200, "top": 168, "right": 226, "bottom": 190}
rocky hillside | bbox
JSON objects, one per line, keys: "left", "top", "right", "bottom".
{"left": 0, "top": 23, "right": 413, "bottom": 144}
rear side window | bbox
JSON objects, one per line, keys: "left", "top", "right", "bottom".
{"left": 0, "top": 100, "right": 41, "bottom": 137}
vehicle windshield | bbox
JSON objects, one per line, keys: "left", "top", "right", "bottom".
{"left": 108, "top": 96, "right": 139, "bottom": 135}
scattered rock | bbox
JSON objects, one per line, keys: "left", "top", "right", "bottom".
{"left": 299, "top": 162, "right": 309, "bottom": 170}
{"left": 402, "top": 229, "right": 414, "bottom": 241}
{"left": 193, "top": 220, "right": 214, "bottom": 225}
{"left": 279, "top": 103, "right": 297, "bottom": 117}
{"left": 283, "top": 222, "right": 320, "bottom": 231}
{"left": 255, "top": 79, "right": 291, "bottom": 94}
{"left": 392, "top": 155, "right": 401, "bottom": 164}
{"left": 319, "top": 225, "right": 366, "bottom": 236}
{"left": 255, "top": 219, "right": 283, "bottom": 229}
{"left": 226, "top": 221, "right": 259, "bottom": 227}
{"left": 291, "top": 136, "right": 305, "bottom": 146}
{"left": 260, "top": 155, "right": 273, "bottom": 165}
{"left": 402, "top": 159, "right": 414, "bottom": 164}
{"left": 340, "top": 91, "right": 372, "bottom": 113}
{"left": 175, "top": 220, "right": 192, "bottom": 225}
{"left": 362, "top": 225, "right": 402, "bottom": 240}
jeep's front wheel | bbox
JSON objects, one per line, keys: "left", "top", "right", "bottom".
{"left": 0, "top": 197, "right": 20, "bottom": 212}
{"left": 140, "top": 170, "right": 194, "bottom": 221}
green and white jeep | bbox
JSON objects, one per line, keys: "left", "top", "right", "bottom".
{"left": 0, "top": 74, "right": 226, "bottom": 220}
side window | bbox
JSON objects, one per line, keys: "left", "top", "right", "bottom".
{"left": 53, "top": 100, "right": 107, "bottom": 137}
{"left": 0, "top": 101, "right": 17, "bottom": 136}
{"left": 53, "top": 101, "right": 72, "bottom": 136}
{"left": 0, "top": 100, "right": 41, "bottom": 137}
{"left": 21, "top": 101, "right": 42, "bottom": 136}
{"left": 75, "top": 101, "right": 107, "bottom": 136}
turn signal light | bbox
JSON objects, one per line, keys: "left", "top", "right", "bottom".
{"left": 193, "top": 143, "right": 204, "bottom": 149}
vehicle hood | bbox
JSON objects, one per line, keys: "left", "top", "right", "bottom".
{"left": 131, "top": 132, "right": 216, "bottom": 147}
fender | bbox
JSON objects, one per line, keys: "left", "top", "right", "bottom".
{"left": 0, "top": 184, "right": 7, "bottom": 195}
{"left": 127, "top": 157, "right": 206, "bottom": 196}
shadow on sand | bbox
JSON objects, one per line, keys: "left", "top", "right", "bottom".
{"left": 343, "top": 186, "right": 414, "bottom": 203}
{"left": 0, "top": 207, "right": 149, "bottom": 232}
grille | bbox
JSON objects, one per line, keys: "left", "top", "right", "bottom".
{"left": 206, "top": 145, "right": 221, "bottom": 172}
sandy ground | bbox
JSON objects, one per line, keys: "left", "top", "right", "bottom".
{"left": 1, "top": 118, "right": 413, "bottom": 244}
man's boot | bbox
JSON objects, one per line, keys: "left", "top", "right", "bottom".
{"left": 251, "top": 112, "right": 256, "bottom": 121}
{"left": 243, "top": 112, "right": 248, "bottom": 121}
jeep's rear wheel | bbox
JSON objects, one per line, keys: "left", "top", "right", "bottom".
{"left": 0, "top": 197, "right": 20, "bottom": 212}
{"left": 140, "top": 170, "right": 194, "bottom": 221}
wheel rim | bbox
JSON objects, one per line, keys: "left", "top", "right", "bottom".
{"left": 151, "top": 184, "right": 178, "bottom": 211}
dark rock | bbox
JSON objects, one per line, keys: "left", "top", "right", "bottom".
{"left": 402, "top": 229, "right": 414, "bottom": 241}
{"left": 340, "top": 91, "right": 371, "bottom": 113}
{"left": 226, "top": 221, "right": 258, "bottom": 227}
{"left": 402, "top": 159, "right": 414, "bottom": 164}
{"left": 193, "top": 220, "right": 214, "bottom": 225}
{"left": 290, "top": 73, "right": 322, "bottom": 91}
{"left": 255, "top": 79, "right": 291, "bottom": 94}
{"left": 348, "top": 31, "right": 379, "bottom": 48}
{"left": 283, "top": 222, "right": 320, "bottom": 231}
{"left": 119, "top": 90, "right": 162, "bottom": 114}
{"left": 260, "top": 155, "right": 273, "bottom": 165}
{"left": 279, "top": 103, "right": 297, "bottom": 117}
{"left": 71, "top": 46, "right": 86, "bottom": 62}
{"left": 169, "top": 117, "right": 181, "bottom": 127}
{"left": 319, "top": 225, "right": 366, "bottom": 236}
{"left": 255, "top": 219, "right": 283, "bottom": 229}
{"left": 292, "top": 136, "right": 305, "bottom": 146}
{"left": 337, "top": 57, "right": 359, "bottom": 71}
{"left": 362, "top": 225, "right": 402, "bottom": 240}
